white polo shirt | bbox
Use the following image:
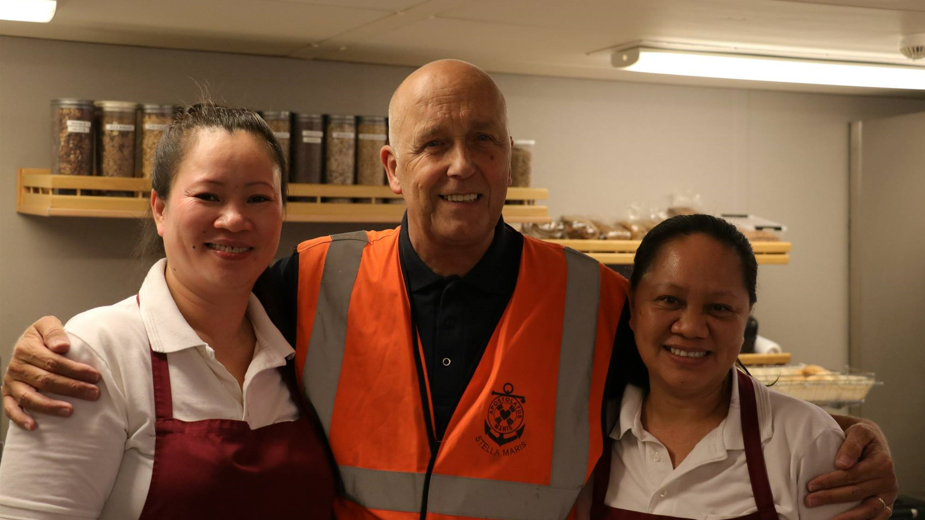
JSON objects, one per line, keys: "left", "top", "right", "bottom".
{"left": 0, "top": 259, "right": 302, "bottom": 520}
{"left": 601, "top": 371, "right": 858, "bottom": 520}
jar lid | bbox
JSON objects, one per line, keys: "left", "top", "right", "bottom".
{"left": 513, "top": 139, "right": 536, "bottom": 146}
{"left": 95, "top": 101, "right": 140, "bottom": 111}
{"left": 52, "top": 99, "right": 94, "bottom": 108}
{"left": 261, "top": 111, "right": 291, "bottom": 119}
{"left": 328, "top": 115, "right": 356, "bottom": 122}
{"left": 142, "top": 104, "right": 175, "bottom": 113}
{"left": 295, "top": 113, "right": 323, "bottom": 121}
{"left": 358, "top": 115, "right": 386, "bottom": 123}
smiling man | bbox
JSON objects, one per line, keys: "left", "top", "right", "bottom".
{"left": 3, "top": 60, "right": 899, "bottom": 520}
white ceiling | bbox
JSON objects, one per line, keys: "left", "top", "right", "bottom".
{"left": 2, "top": 0, "right": 924, "bottom": 96}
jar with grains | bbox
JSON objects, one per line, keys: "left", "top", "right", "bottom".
{"left": 262, "top": 111, "right": 291, "bottom": 169}
{"left": 141, "top": 104, "right": 174, "bottom": 179}
{"left": 291, "top": 113, "right": 323, "bottom": 185}
{"left": 52, "top": 99, "right": 94, "bottom": 195}
{"left": 356, "top": 116, "right": 387, "bottom": 186}
{"left": 52, "top": 99, "right": 95, "bottom": 177}
{"left": 325, "top": 115, "right": 356, "bottom": 203}
{"left": 511, "top": 140, "right": 534, "bottom": 188}
{"left": 95, "top": 101, "right": 139, "bottom": 186}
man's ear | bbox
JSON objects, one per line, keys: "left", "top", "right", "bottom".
{"left": 151, "top": 190, "right": 167, "bottom": 237}
{"left": 382, "top": 144, "right": 402, "bottom": 195}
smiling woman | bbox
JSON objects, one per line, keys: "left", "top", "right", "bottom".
{"left": 0, "top": 102, "right": 335, "bottom": 520}
{"left": 581, "top": 214, "right": 859, "bottom": 520}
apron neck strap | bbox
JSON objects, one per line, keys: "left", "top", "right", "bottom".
{"left": 736, "top": 370, "right": 777, "bottom": 520}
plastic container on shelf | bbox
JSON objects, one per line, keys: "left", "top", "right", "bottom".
{"left": 51, "top": 99, "right": 95, "bottom": 179}
{"left": 261, "top": 111, "right": 291, "bottom": 169}
{"left": 356, "top": 116, "right": 387, "bottom": 186}
{"left": 325, "top": 115, "right": 356, "bottom": 203}
{"left": 141, "top": 104, "right": 174, "bottom": 179}
{"left": 291, "top": 113, "right": 323, "bottom": 185}
{"left": 51, "top": 99, "right": 95, "bottom": 195}
{"left": 748, "top": 365, "right": 878, "bottom": 406}
{"left": 511, "top": 139, "right": 534, "bottom": 188}
{"left": 95, "top": 101, "right": 139, "bottom": 181}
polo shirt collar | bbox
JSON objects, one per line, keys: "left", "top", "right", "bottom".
{"left": 610, "top": 369, "right": 774, "bottom": 450}
{"left": 398, "top": 212, "right": 516, "bottom": 295}
{"left": 138, "top": 259, "right": 295, "bottom": 361}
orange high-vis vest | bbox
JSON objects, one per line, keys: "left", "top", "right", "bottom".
{"left": 294, "top": 228, "right": 628, "bottom": 520}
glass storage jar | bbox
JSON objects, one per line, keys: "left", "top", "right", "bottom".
{"left": 262, "top": 111, "right": 291, "bottom": 169}
{"left": 511, "top": 139, "right": 534, "bottom": 187}
{"left": 95, "top": 101, "right": 139, "bottom": 180}
{"left": 291, "top": 113, "right": 323, "bottom": 185}
{"left": 356, "top": 116, "right": 387, "bottom": 186}
{"left": 51, "top": 99, "right": 94, "bottom": 178}
{"left": 141, "top": 104, "right": 174, "bottom": 179}
{"left": 325, "top": 115, "right": 356, "bottom": 203}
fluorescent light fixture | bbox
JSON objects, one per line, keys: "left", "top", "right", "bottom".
{"left": 612, "top": 46, "right": 925, "bottom": 90}
{"left": 0, "top": 0, "right": 56, "bottom": 23}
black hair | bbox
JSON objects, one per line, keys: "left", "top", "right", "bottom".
{"left": 630, "top": 214, "right": 757, "bottom": 304}
{"left": 137, "top": 101, "right": 288, "bottom": 260}
{"left": 623, "top": 214, "right": 758, "bottom": 389}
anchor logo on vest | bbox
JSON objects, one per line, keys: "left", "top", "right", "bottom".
{"left": 484, "top": 382, "right": 526, "bottom": 447}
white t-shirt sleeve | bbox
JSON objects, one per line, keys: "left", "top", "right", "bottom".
{"left": 795, "top": 427, "right": 860, "bottom": 520}
{"left": 0, "top": 332, "right": 129, "bottom": 520}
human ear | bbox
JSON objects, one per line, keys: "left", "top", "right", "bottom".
{"left": 151, "top": 190, "right": 167, "bottom": 237}
{"left": 382, "top": 145, "right": 402, "bottom": 195}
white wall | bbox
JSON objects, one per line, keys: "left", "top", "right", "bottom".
{"left": 3, "top": 36, "right": 925, "bottom": 440}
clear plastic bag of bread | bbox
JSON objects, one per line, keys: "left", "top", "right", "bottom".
{"left": 522, "top": 221, "right": 565, "bottom": 239}
{"left": 560, "top": 215, "right": 599, "bottom": 240}
{"left": 591, "top": 217, "right": 632, "bottom": 240}
{"left": 617, "top": 204, "right": 664, "bottom": 240}
{"left": 668, "top": 189, "right": 703, "bottom": 217}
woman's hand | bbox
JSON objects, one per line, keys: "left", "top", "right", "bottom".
{"left": 805, "top": 417, "right": 898, "bottom": 520}
{"left": 1, "top": 316, "right": 101, "bottom": 430}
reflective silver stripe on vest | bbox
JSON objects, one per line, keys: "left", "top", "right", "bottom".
{"left": 550, "top": 248, "right": 601, "bottom": 489}
{"left": 302, "top": 230, "right": 369, "bottom": 436}
{"left": 340, "top": 466, "right": 425, "bottom": 513}
{"left": 340, "top": 468, "right": 581, "bottom": 520}
{"left": 325, "top": 241, "right": 604, "bottom": 519}
{"left": 428, "top": 473, "right": 581, "bottom": 520}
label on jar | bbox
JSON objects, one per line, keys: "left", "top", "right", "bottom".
{"left": 66, "top": 120, "right": 91, "bottom": 133}
{"left": 144, "top": 123, "right": 169, "bottom": 131}
{"left": 302, "top": 130, "right": 323, "bottom": 138}
{"left": 331, "top": 132, "right": 355, "bottom": 139}
{"left": 105, "top": 123, "right": 135, "bottom": 132}
{"left": 302, "top": 137, "right": 322, "bottom": 144}
{"left": 358, "top": 133, "right": 387, "bottom": 141}
{"left": 274, "top": 132, "right": 291, "bottom": 139}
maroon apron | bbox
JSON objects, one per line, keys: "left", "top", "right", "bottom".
{"left": 591, "top": 370, "right": 779, "bottom": 520}
{"left": 136, "top": 297, "right": 335, "bottom": 519}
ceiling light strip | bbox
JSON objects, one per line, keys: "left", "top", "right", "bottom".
{"left": 613, "top": 47, "right": 925, "bottom": 90}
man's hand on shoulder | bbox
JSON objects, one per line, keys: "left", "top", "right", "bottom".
{"left": 2, "top": 316, "right": 101, "bottom": 430}
{"left": 805, "top": 416, "right": 898, "bottom": 520}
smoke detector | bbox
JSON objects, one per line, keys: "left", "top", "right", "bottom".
{"left": 900, "top": 33, "right": 925, "bottom": 60}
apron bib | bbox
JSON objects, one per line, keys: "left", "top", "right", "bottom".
{"left": 591, "top": 371, "right": 778, "bottom": 520}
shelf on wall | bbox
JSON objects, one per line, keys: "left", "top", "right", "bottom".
{"left": 16, "top": 169, "right": 551, "bottom": 224}
{"left": 543, "top": 238, "right": 791, "bottom": 265}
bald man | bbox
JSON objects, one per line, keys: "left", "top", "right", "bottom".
{"left": 3, "top": 60, "right": 898, "bottom": 520}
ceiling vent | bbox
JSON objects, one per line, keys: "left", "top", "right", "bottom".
{"left": 900, "top": 33, "right": 925, "bottom": 60}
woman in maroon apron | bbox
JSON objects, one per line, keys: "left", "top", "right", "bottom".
{"left": 0, "top": 103, "right": 335, "bottom": 519}
{"left": 586, "top": 215, "right": 857, "bottom": 520}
